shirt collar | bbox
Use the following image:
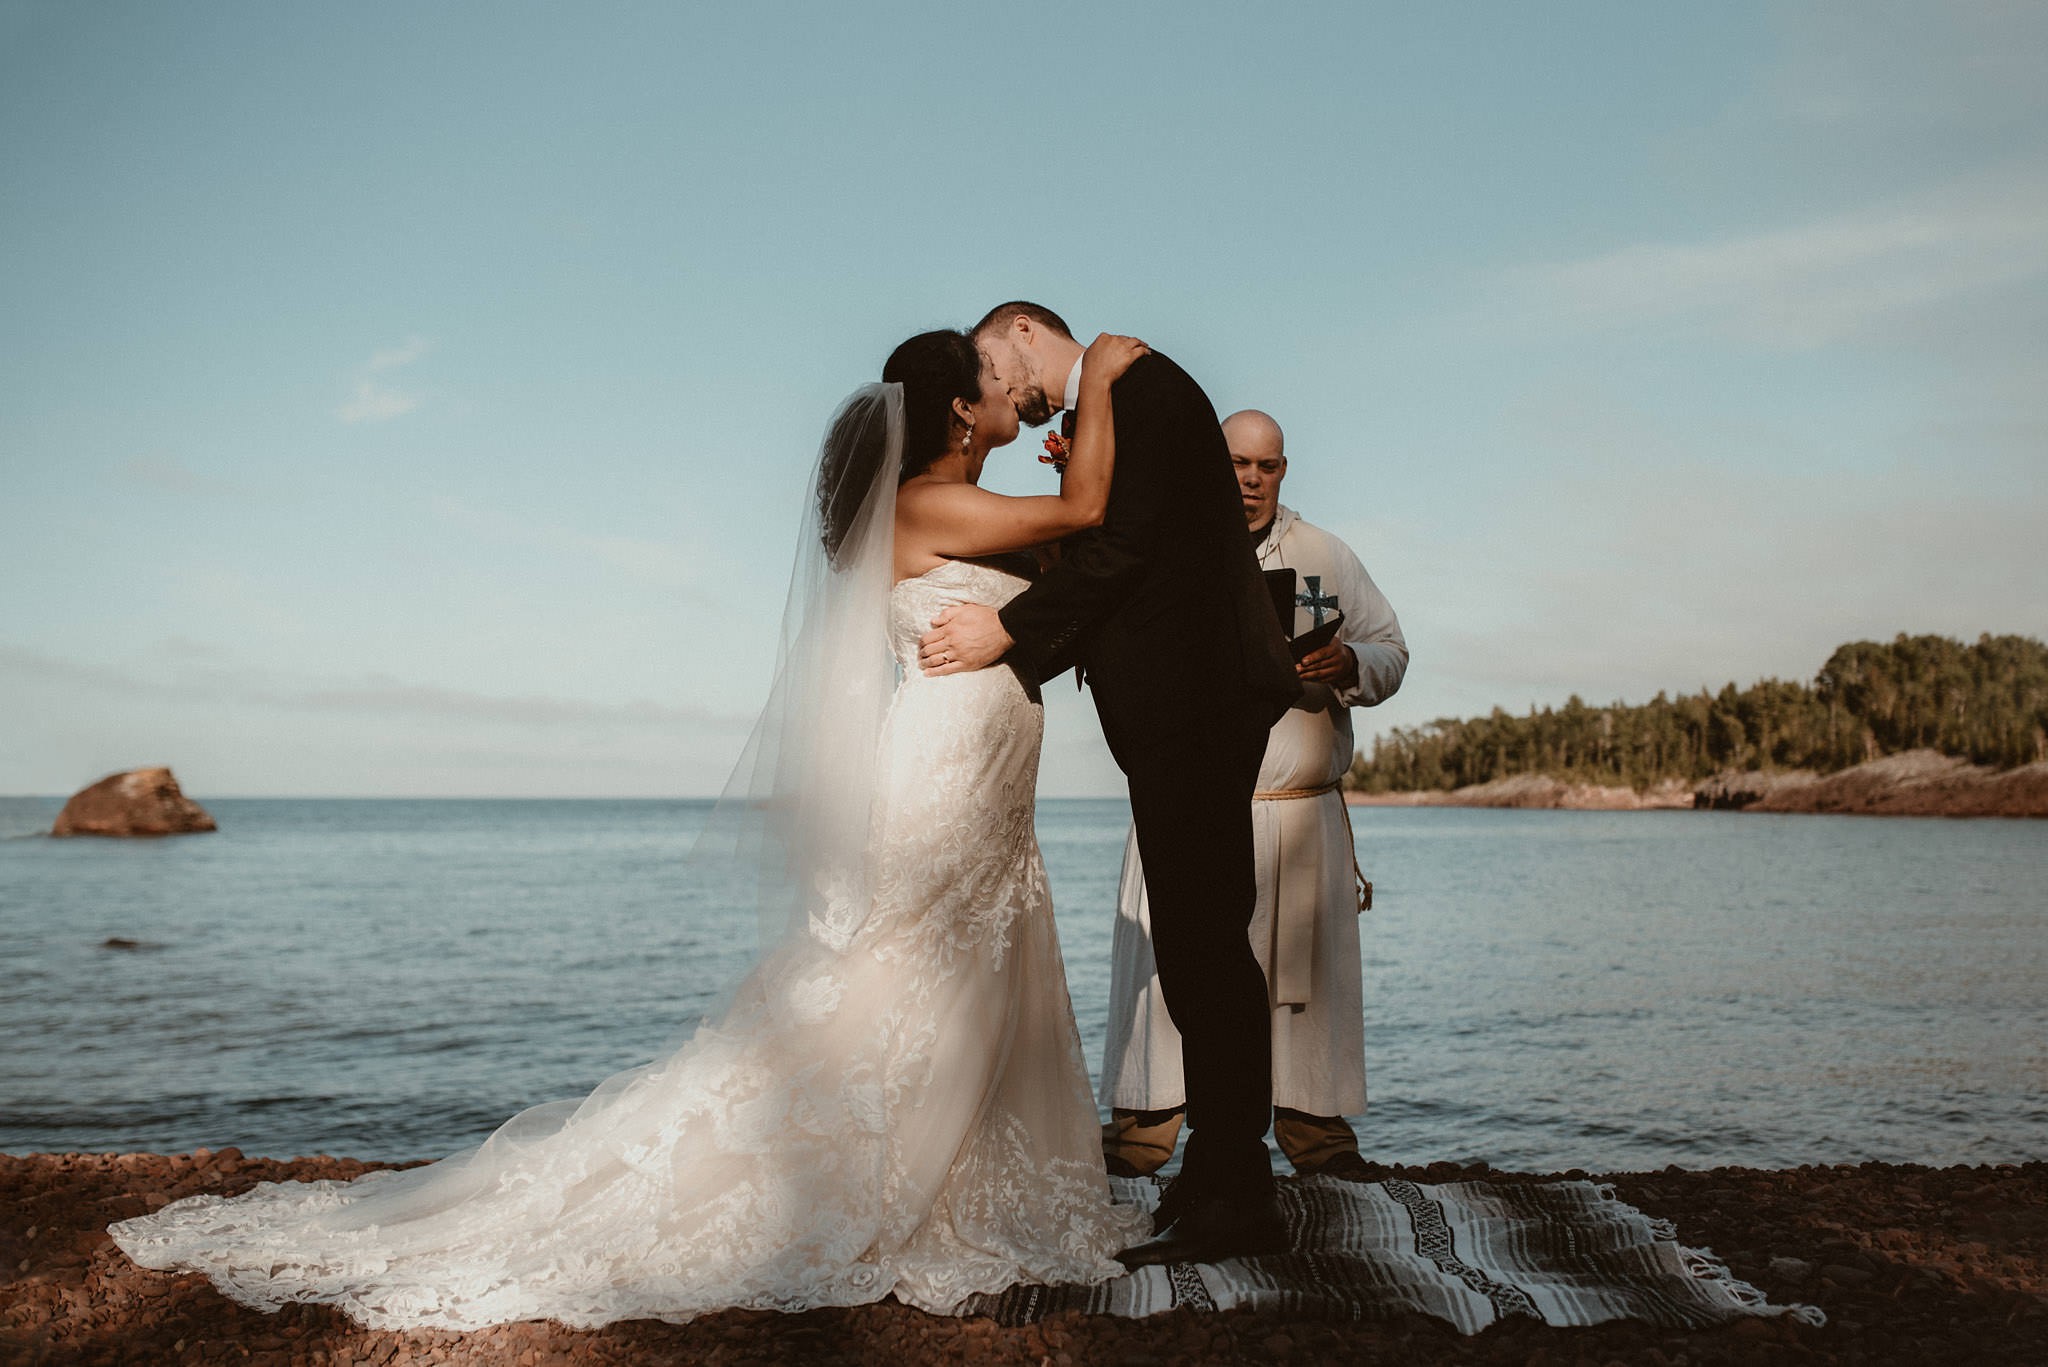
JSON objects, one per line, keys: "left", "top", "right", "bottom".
{"left": 1254, "top": 504, "right": 1297, "bottom": 565}
{"left": 1060, "top": 356, "right": 1084, "bottom": 415}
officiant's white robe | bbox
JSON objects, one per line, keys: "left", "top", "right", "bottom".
{"left": 1100, "top": 505, "right": 1407, "bottom": 1116}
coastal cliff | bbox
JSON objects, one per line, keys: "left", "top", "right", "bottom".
{"left": 1349, "top": 775, "right": 1695, "bottom": 810}
{"left": 1348, "top": 750, "right": 2048, "bottom": 817}
{"left": 1692, "top": 749, "right": 2048, "bottom": 817}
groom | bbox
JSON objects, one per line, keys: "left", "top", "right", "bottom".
{"left": 919, "top": 302, "right": 1302, "bottom": 1266}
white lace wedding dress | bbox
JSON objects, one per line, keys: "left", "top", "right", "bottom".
{"left": 111, "top": 559, "right": 1147, "bottom": 1329}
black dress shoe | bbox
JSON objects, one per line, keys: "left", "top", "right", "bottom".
{"left": 1147, "top": 1173, "right": 1199, "bottom": 1236}
{"left": 1116, "top": 1190, "right": 1288, "bottom": 1269}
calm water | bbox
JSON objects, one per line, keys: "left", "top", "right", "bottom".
{"left": 2, "top": 797, "right": 2043, "bottom": 1171}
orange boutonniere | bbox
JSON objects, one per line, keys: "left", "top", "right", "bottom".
{"left": 1040, "top": 430, "right": 1070, "bottom": 473}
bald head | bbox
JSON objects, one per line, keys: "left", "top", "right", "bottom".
{"left": 1222, "top": 409, "right": 1284, "bottom": 458}
{"left": 1222, "top": 409, "right": 1286, "bottom": 531}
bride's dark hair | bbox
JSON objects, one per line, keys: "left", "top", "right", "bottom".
{"left": 882, "top": 329, "right": 981, "bottom": 481}
{"left": 817, "top": 330, "right": 979, "bottom": 563}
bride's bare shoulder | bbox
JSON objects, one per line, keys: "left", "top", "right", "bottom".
{"left": 895, "top": 476, "right": 1004, "bottom": 521}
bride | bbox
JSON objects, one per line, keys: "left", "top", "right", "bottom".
{"left": 110, "top": 328, "right": 1155, "bottom": 1328}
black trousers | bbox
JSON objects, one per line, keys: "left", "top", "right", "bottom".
{"left": 1118, "top": 706, "right": 1275, "bottom": 1196}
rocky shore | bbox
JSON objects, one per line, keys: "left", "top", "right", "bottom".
{"left": 1350, "top": 776, "right": 1696, "bottom": 811}
{"left": 1691, "top": 749, "right": 2048, "bottom": 817}
{"left": 1349, "top": 750, "right": 2048, "bottom": 817}
{"left": 3, "top": 1152, "right": 2041, "bottom": 1365}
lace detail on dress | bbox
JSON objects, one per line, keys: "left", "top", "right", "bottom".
{"left": 109, "top": 558, "right": 1146, "bottom": 1329}
{"left": 873, "top": 560, "right": 1045, "bottom": 974}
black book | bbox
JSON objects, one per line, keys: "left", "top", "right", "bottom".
{"left": 1262, "top": 568, "right": 1345, "bottom": 662}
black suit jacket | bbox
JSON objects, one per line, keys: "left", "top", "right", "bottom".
{"left": 997, "top": 351, "right": 1301, "bottom": 762}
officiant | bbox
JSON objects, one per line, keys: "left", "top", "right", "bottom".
{"left": 1099, "top": 409, "right": 1408, "bottom": 1181}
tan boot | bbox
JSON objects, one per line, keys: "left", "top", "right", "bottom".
{"left": 1274, "top": 1108, "right": 1364, "bottom": 1176}
{"left": 1100, "top": 1107, "right": 1185, "bottom": 1178}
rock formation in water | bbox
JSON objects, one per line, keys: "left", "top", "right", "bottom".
{"left": 50, "top": 767, "right": 217, "bottom": 837}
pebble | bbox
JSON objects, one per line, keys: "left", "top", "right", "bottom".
{"left": 1768, "top": 1256, "right": 1813, "bottom": 1284}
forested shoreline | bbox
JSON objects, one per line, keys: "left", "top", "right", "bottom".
{"left": 1346, "top": 634, "right": 2048, "bottom": 794}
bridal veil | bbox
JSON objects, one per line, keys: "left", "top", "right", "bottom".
{"left": 700, "top": 380, "right": 908, "bottom": 952}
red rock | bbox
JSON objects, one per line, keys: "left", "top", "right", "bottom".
{"left": 51, "top": 766, "right": 217, "bottom": 838}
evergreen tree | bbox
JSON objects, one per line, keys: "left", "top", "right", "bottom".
{"left": 1346, "top": 634, "right": 2048, "bottom": 792}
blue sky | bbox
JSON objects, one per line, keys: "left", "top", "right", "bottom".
{"left": 3, "top": 2, "right": 2043, "bottom": 796}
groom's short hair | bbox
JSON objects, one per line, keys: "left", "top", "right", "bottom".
{"left": 974, "top": 301, "right": 1073, "bottom": 341}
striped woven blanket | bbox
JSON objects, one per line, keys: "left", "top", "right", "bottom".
{"left": 960, "top": 1175, "right": 1824, "bottom": 1333}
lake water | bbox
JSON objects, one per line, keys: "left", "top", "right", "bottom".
{"left": 2, "top": 797, "right": 2042, "bottom": 1171}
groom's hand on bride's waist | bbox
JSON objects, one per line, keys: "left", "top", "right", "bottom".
{"left": 919, "top": 604, "right": 1013, "bottom": 676}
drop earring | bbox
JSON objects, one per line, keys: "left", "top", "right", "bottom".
{"left": 961, "top": 421, "right": 974, "bottom": 455}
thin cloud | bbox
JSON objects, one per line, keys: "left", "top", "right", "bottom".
{"left": 115, "top": 456, "right": 231, "bottom": 495}
{"left": 336, "top": 335, "right": 432, "bottom": 424}
{"left": 336, "top": 381, "right": 421, "bottom": 424}
{"left": 0, "top": 645, "right": 139, "bottom": 692}
{"left": 431, "top": 497, "right": 703, "bottom": 593}
{"left": 150, "top": 635, "right": 229, "bottom": 663}
{"left": 286, "top": 677, "right": 743, "bottom": 730}
{"left": 1509, "top": 170, "right": 2048, "bottom": 349}
{"left": 0, "top": 644, "right": 748, "bottom": 732}
{"left": 366, "top": 336, "right": 431, "bottom": 372}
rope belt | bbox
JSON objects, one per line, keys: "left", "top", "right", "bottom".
{"left": 1252, "top": 780, "right": 1372, "bottom": 915}
{"left": 1253, "top": 781, "right": 1341, "bottom": 801}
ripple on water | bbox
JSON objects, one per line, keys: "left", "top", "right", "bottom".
{"left": 2, "top": 799, "right": 2044, "bottom": 1167}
